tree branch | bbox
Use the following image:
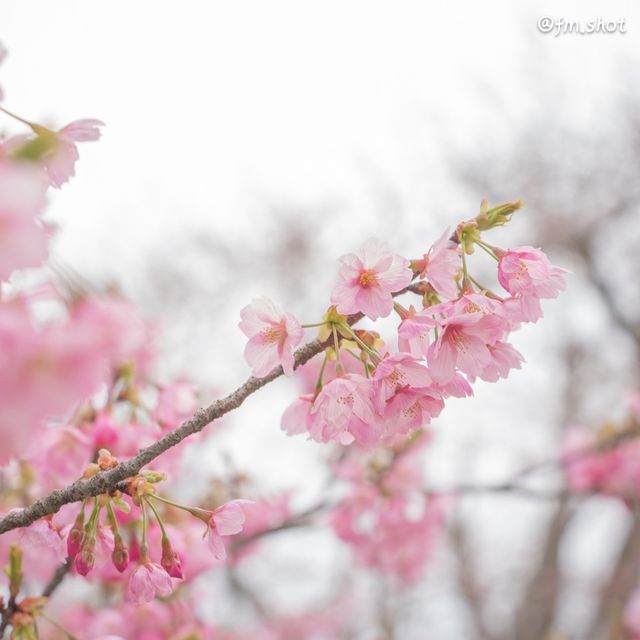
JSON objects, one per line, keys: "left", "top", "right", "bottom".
{"left": 0, "top": 272, "right": 447, "bottom": 540}
{"left": 0, "top": 336, "right": 328, "bottom": 534}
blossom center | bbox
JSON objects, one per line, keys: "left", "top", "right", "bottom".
{"left": 452, "top": 331, "right": 468, "bottom": 354}
{"left": 515, "top": 262, "right": 528, "bottom": 280}
{"left": 261, "top": 325, "right": 285, "bottom": 344}
{"left": 388, "top": 368, "right": 407, "bottom": 388}
{"left": 358, "top": 270, "right": 378, "bottom": 288}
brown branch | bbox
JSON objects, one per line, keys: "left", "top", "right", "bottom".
{"left": 0, "top": 337, "right": 327, "bottom": 535}
{"left": 449, "top": 516, "right": 501, "bottom": 640}
{"left": 41, "top": 558, "right": 71, "bottom": 599}
{"left": 0, "top": 284, "right": 423, "bottom": 536}
{"left": 512, "top": 496, "right": 574, "bottom": 640}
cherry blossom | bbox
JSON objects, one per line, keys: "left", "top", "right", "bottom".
{"left": 497, "top": 246, "right": 568, "bottom": 299}
{"left": 0, "top": 161, "right": 49, "bottom": 281}
{"left": 413, "top": 228, "right": 461, "bottom": 299}
{"left": 373, "top": 352, "right": 433, "bottom": 405}
{"left": 124, "top": 561, "right": 173, "bottom": 605}
{"left": 397, "top": 306, "right": 435, "bottom": 358}
{"left": 40, "top": 119, "right": 105, "bottom": 188}
{"left": 331, "top": 238, "right": 412, "bottom": 320}
{"left": 427, "top": 304, "right": 505, "bottom": 384}
{"left": 239, "top": 297, "right": 303, "bottom": 377}
{"left": 204, "top": 499, "right": 253, "bottom": 561}
{"left": 308, "top": 375, "right": 378, "bottom": 446}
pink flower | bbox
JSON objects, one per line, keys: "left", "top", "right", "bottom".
{"left": 502, "top": 294, "right": 544, "bottom": 324}
{"left": 497, "top": 246, "right": 567, "bottom": 299}
{"left": 160, "top": 537, "right": 183, "bottom": 579}
{"left": 239, "top": 298, "right": 303, "bottom": 377}
{"left": 331, "top": 238, "right": 412, "bottom": 320}
{"left": 397, "top": 307, "right": 435, "bottom": 358}
{"left": 416, "top": 229, "right": 460, "bottom": 299}
{"left": 0, "top": 161, "right": 49, "bottom": 281}
{"left": 281, "top": 394, "right": 315, "bottom": 436}
{"left": 373, "top": 353, "right": 433, "bottom": 405}
{"left": 20, "top": 518, "right": 66, "bottom": 564}
{"left": 434, "top": 372, "right": 474, "bottom": 398}
{"left": 380, "top": 387, "right": 445, "bottom": 440}
{"left": 331, "top": 485, "right": 446, "bottom": 585}
{"left": 308, "top": 375, "right": 378, "bottom": 445}
{"left": 70, "top": 295, "right": 154, "bottom": 375}
{"left": 427, "top": 304, "right": 505, "bottom": 384}
{"left": 125, "top": 562, "right": 173, "bottom": 605}
{"left": 26, "top": 425, "right": 93, "bottom": 488}
{"left": 469, "top": 340, "right": 524, "bottom": 383}
{"left": 205, "top": 499, "right": 253, "bottom": 561}
{"left": 0, "top": 297, "right": 121, "bottom": 463}
{"left": 41, "top": 119, "right": 104, "bottom": 188}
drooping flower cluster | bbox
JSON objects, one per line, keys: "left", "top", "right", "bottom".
{"left": 331, "top": 433, "right": 447, "bottom": 584}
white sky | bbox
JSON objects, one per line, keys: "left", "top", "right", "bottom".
{"left": 3, "top": 0, "right": 638, "bottom": 279}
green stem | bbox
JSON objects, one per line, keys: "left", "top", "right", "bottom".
{"left": 343, "top": 347, "right": 372, "bottom": 378}
{"left": 314, "top": 353, "right": 328, "bottom": 397}
{"left": 105, "top": 502, "right": 121, "bottom": 538}
{"left": 301, "top": 322, "right": 327, "bottom": 329}
{"left": 474, "top": 239, "right": 500, "bottom": 261}
{"left": 338, "top": 323, "right": 380, "bottom": 363}
{"left": 84, "top": 499, "right": 100, "bottom": 538}
{"left": 332, "top": 324, "right": 344, "bottom": 373}
{"left": 149, "top": 493, "right": 206, "bottom": 519}
{"left": 0, "top": 105, "right": 34, "bottom": 128}
{"left": 145, "top": 497, "right": 168, "bottom": 539}
{"left": 140, "top": 499, "right": 150, "bottom": 562}
{"left": 461, "top": 248, "right": 470, "bottom": 284}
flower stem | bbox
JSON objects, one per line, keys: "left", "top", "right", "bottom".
{"left": 105, "top": 502, "right": 121, "bottom": 537}
{"left": 314, "top": 353, "right": 328, "bottom": 397}
{"left": 0, "top": 105, "right": 34, "bottom": 128}
{"left": 140, "top": 499, "right": 149, "bottom": 562}
{"left": 338, "top": 323, "right": 380, "bottom": 364}
{"left": 474, "top": 239, "right": 500, "bottom": 261}
{"left": 145, "top": 497, "right": 168, "bottom": 539}
{"left": 332, "top": 324, "right": 344, "bottom": 374}
{"left": 149, "top": 493, "right": 207, "bottom": 519}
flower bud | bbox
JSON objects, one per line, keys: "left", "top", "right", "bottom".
{"left": 112, "top": 534, "right": 130, "bottom": 573}
{"left": 82, "top": 462, "right": 100, "bottom": 479}
{"left": 97, "top": 448, "right": 118, "bottom": 470}
{"left": 7, "top": 545, "right": 23, "bottom": 599}
{"left": 161, "top": 537, "right": 184, "bottom": 579}
{"left": 111, "top": 494, "right": 131, "bottom": 514}
{"left": 75, "top": 538, "right": 95, "bottom": 576}
{"left": 141, "top": 469, "right": 167, "bottom": 484}
{"left": 67, "top": 512, "right": 85, "bottom": 559}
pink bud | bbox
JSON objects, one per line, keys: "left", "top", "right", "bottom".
{"left": 75, "top": 542, "right": 95, "bottom": 576}
{"left": 66, "top": 510, "right": 85, "bottom": 558}
{"left": 161, "top": 537, "right": 184, "bottom": 579}
{"left": 67, "top": 526, "right": 83, "bottom": 559}
{"left": 111, "top": 535, "right": 129, "bottom": 573}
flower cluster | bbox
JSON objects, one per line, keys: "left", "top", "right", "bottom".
{"left": 563, "top": 394, "right": 640, "bottom": 499}
{"left": 238, "top": 200, "right": 567, "bottom": 449}
{"left": 331, "top": 433, "right": 447, "bottom": 584}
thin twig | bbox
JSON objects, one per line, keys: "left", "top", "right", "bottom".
{"left": 0, "top": 284, "right": 425, "bottom": 536}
